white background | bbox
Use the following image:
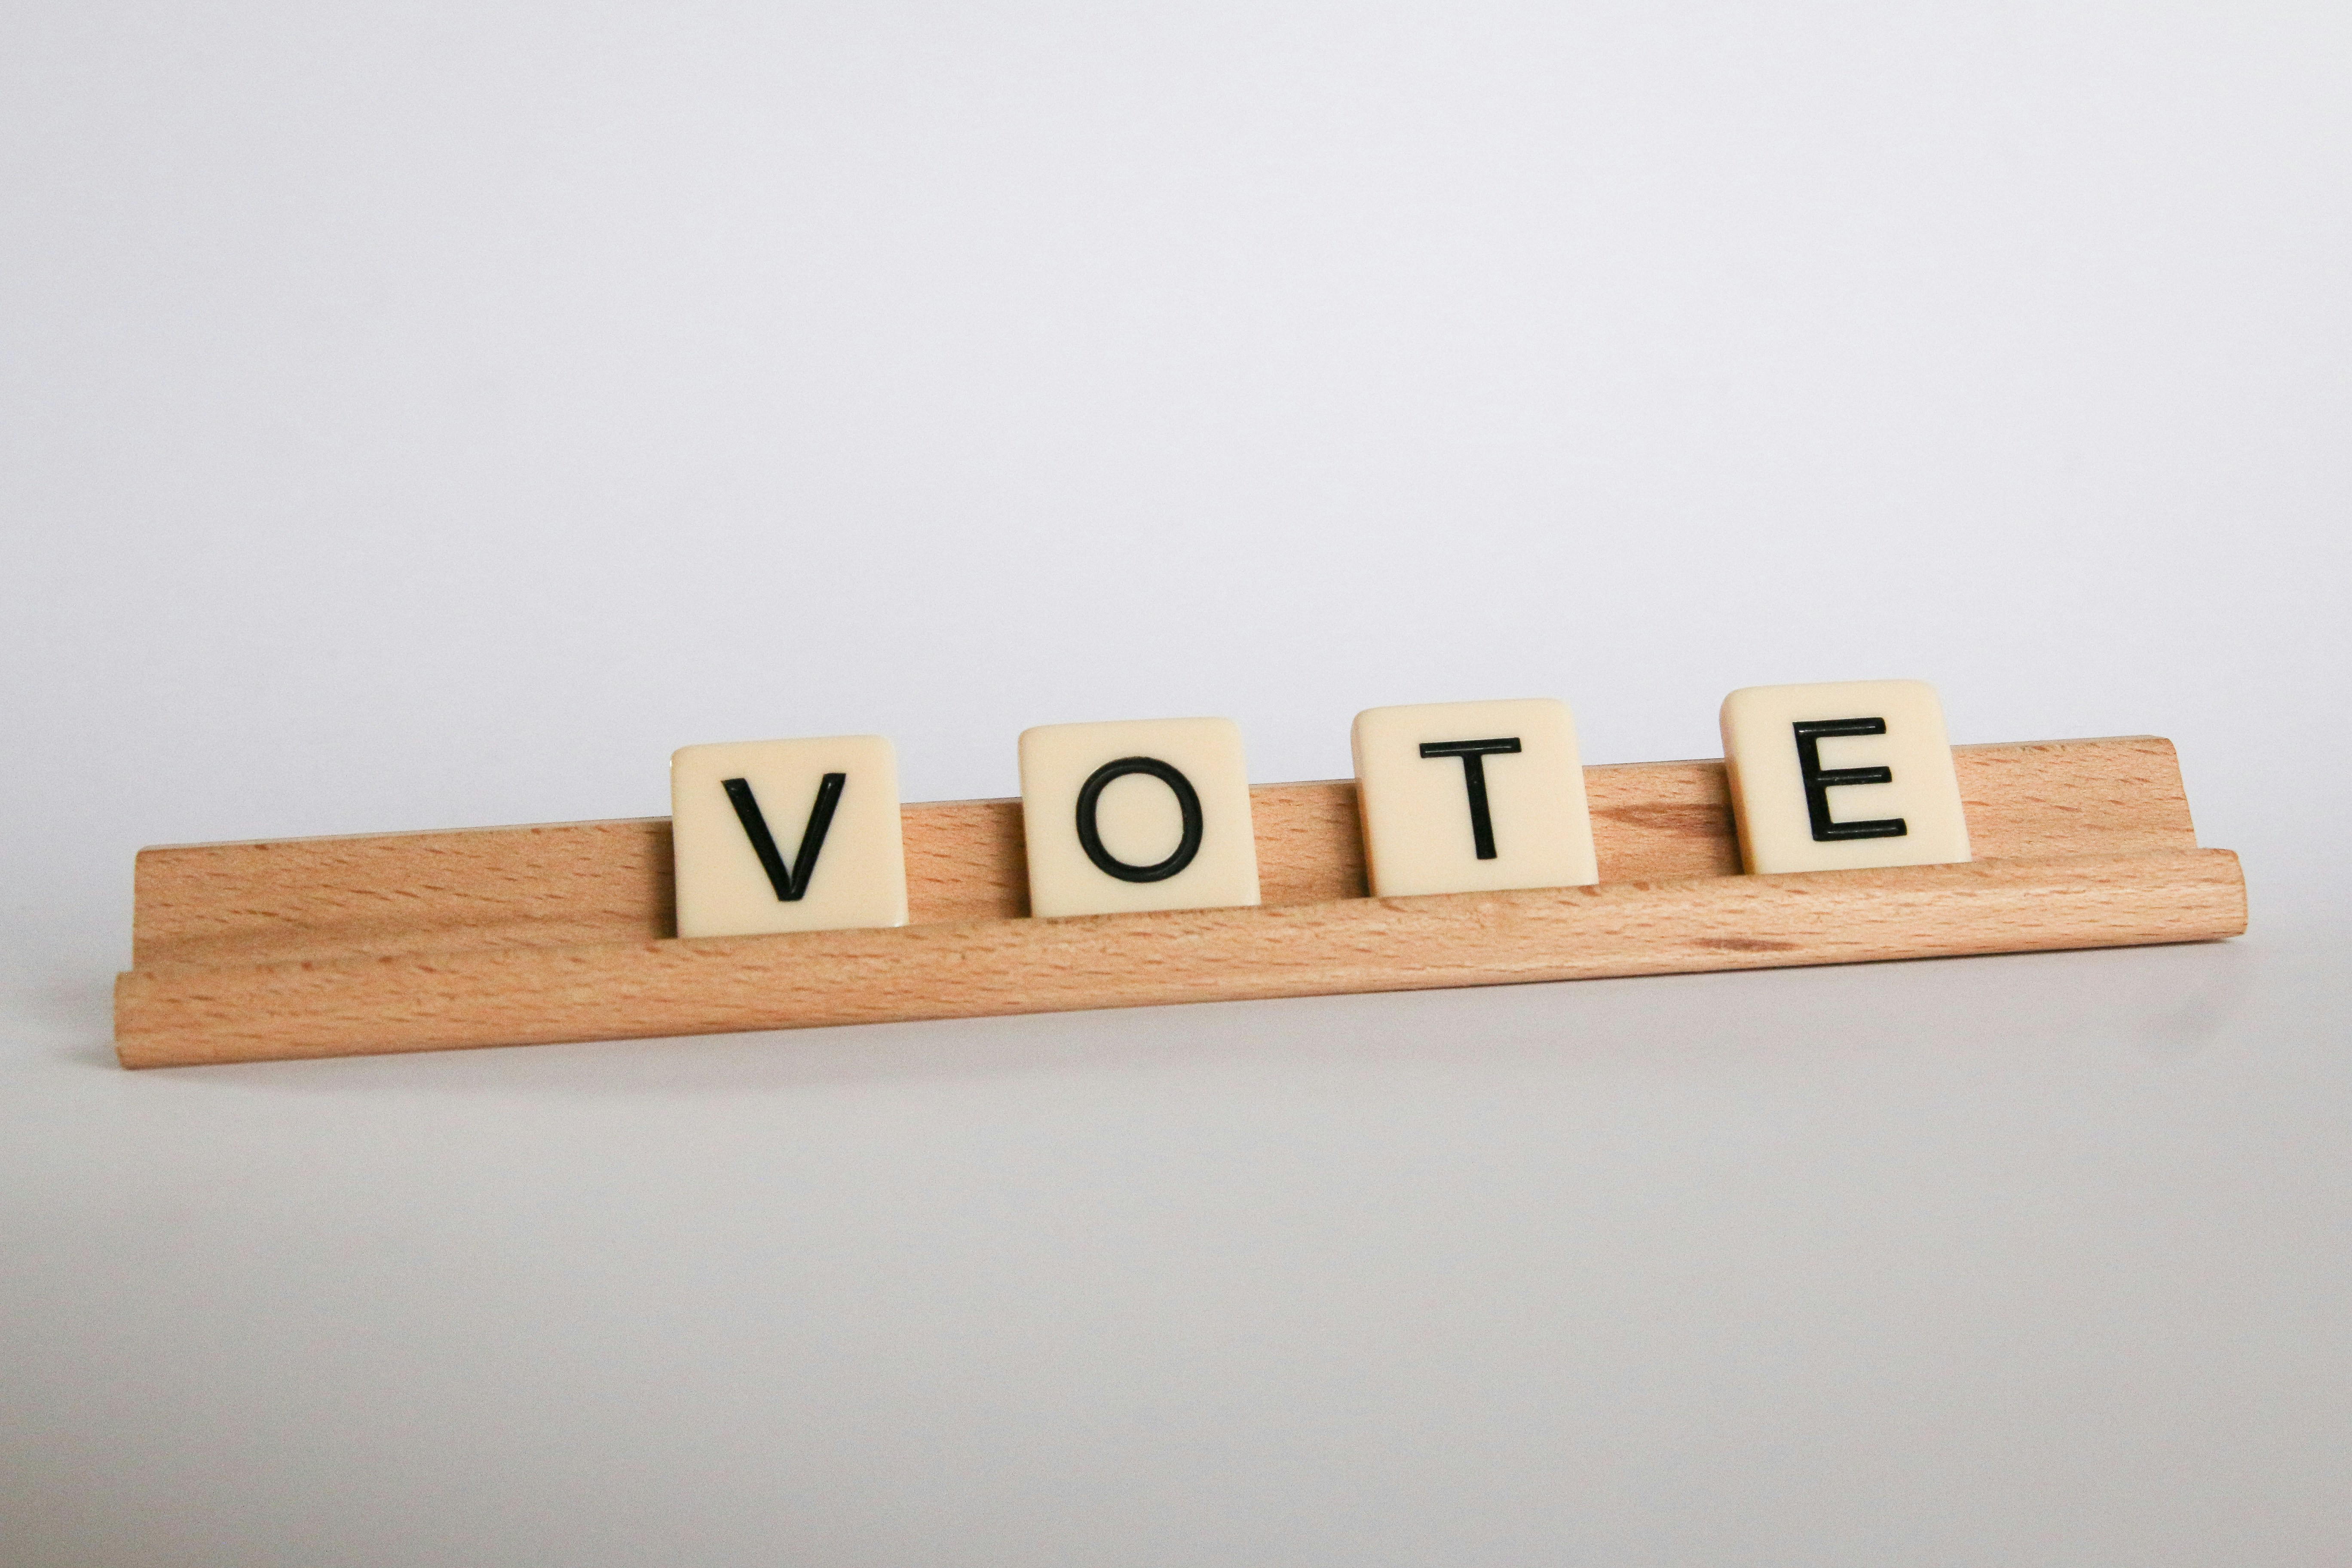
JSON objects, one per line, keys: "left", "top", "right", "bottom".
{"left": 3, "top": 4, "right": 2346, "bottom": 1563}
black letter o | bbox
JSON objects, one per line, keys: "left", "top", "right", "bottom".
{"left": 1074, "top": 757, "right": 1204, "bottom": 883}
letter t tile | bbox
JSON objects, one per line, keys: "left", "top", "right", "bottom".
{"left": 1350, "top": 698, "right": 1599, "bottom": 897}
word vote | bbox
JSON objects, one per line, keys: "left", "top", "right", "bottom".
{"left": 668, "top": 680, "right": 1972, "bottom": 939}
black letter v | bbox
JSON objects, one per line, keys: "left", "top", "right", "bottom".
{"left": 721, "top": 774, "right": 846, "bottom": 901}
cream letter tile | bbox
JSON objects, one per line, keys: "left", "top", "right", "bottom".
{"left": 670, "top": 735, "right": 909, "bottom": 938}
{"left": 1718, "top": 680, "right": 1970, "bottom": 874}
{"left": 1018, "top": 718, "right": 1260, "bottom": 918}
{"left": 1350, "top": 698, "right": 1599, "bottom": 897}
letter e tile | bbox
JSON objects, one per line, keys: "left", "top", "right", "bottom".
{"left": 1018, "top": 718, "right": 1260, "bottom": 918}
{"left": 670, "top": 735, "right": 909, "bottom": 938}
{"left": 1718, "top": 680, "right": 1970, "bottom": 874}
{"left": 1350, "top": 698, "right": 1599, "bottom": 897}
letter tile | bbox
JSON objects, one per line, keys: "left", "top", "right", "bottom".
{"left": 1350, "top": 698, "right": 1599, "bottom": 897}
{"left": 670, "top": 735, "right": 909, "bottom": 938}
{"left": 1718, "top": 680, "right": 1971, "bottom": 874}
{"left": 1017, "top": 717, "right": 1260, "bottom": 918}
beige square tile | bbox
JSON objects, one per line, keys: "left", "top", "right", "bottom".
{"left": 1018, "top": 717, "right": 1260, "bottom": 918}
{"left": 1718, "top": 680, "right": 1971, "bottom": 874}
{"left": 670, "top": 735, "right": 908, "bottom": 938}
{"left": 1350, "top": 698, "right": 1599, "bottom": 897}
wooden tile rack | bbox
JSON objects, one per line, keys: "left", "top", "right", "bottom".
{"left": 113, "top": 737, "right": 2245, "bottom": 1068}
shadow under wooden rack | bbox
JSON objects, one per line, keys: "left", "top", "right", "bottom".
{"left": 113, "top": 736, "right": 2245, "bottom": 1068}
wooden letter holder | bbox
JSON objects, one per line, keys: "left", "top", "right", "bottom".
{"left": 114, "top": 737, "right": 2246, "bottom": 1069}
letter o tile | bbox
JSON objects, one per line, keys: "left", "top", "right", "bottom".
{"left": 1017, "top": 718, "right": 1261, "bottom": 918}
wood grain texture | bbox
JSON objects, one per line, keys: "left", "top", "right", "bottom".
{"left": 115, "top": 849, "right": 2245, "bottom": 1068}
{"left": 115, "top": 735, "right": 2237, "bottom": 1069}
{"left": 130, "top": 738, "right": 2194, "bottom": 969}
